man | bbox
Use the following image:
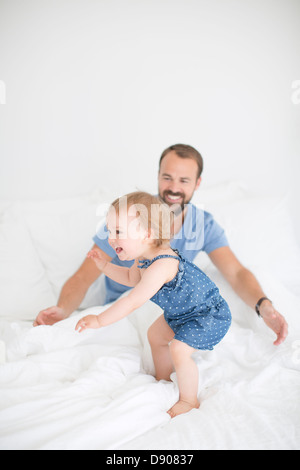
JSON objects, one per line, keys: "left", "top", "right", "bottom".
{"left": 34, "top": 144, "right": 288, "bottom": 346}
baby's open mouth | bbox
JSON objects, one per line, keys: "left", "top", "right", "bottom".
{"left": 116, "top": 247, "right": 123, "bottom": 254}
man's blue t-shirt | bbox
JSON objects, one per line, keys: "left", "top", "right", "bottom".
{"left": 93, "top": 203, "right": 228, "bottom": 304}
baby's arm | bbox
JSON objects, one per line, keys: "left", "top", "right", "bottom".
{"left": 87, "top": 248, "right": 141, "bottom": 287}
{"left": 75, "top": 259, "right": 171, "bottom": 332}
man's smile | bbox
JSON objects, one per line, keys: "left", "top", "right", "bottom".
{"left": 163, "top": 191, "right": 185, "bottom": 205}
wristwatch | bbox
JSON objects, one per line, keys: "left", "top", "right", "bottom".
{"left": 255, "top": 297, "right": 272, "bottom": 317}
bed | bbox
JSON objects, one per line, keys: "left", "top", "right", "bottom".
{"left": 0, "top": 181, "right": 299, "bottom": 450}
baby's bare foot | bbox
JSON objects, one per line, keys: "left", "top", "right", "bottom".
{"left": 167, "top": 399, "right": 200, "bottom": 418}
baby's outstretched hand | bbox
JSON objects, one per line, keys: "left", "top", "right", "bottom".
{"left": 75, "top": 315, "right": 100, "bottom": 333}
{"left": 87, "top": 249, "right": 107, "bottom": 271}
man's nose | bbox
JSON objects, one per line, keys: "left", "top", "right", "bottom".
{"left": 168, "top": 180, "right": 181, "bottom": 193}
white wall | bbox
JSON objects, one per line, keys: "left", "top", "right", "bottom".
{"left": 0, "top": 0, "right": 299, "bottom": 241}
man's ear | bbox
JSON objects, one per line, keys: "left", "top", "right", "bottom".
{"left": 195, "top": 177, "right": 202, "bottom": 192}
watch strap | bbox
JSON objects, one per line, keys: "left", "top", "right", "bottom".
{"left": 255, "top": 297, "right": 271, "bottom": 317}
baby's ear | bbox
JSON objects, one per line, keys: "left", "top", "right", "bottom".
{"left": 146, "top": 227, "right": 156, "bottom": 241}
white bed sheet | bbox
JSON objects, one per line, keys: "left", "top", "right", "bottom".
{"left": 0, "top": 268, "right": 299, "bottom": 450}
{"left": 0, "top": 185, "right": 300, "bottom": 450}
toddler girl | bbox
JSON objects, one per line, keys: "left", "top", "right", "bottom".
{"left": 75, "top": 191, "right": 231, "bottom": 418}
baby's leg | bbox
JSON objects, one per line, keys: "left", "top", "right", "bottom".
{"left": 167, "top": 339, "right": 200, "bottom": 418}
{"left": 147, "top": 315, "right": 175, "bottom": 381}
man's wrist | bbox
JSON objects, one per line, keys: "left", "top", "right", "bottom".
{"left": 96, "top": 314, "right": 103, "bottom": 328}
{"left": 255, "top": 297, "right": 272, "bottom": 317}
{"left": 56, "top": 304, "right": 72, "bottom": 318}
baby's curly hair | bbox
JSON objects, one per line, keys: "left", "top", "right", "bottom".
{"left": 110, "top": 191, "right": 174, "bottom": 247}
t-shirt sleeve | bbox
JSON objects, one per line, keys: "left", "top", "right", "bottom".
{"left": 202, "top": 211, "right": 229, "bottom": 254}
{"left": 92, "top": 222, "right": 116, "bottom": 258}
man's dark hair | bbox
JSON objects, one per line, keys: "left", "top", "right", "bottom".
{"left": 159, "top": 144, "right": 203, "bottom": 179}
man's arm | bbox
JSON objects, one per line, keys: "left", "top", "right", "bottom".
{"left": 34, "top": 245, "right": 112, "bottom": 326}
{"left": 76, "top": 259, "right": 172, "bottom": 332}
{"left": 208, "top": 246, "right": 288, "bottom": 345}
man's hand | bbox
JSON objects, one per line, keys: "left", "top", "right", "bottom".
{"left": 209, "top": 247, "right": 289, "bottom": 346}
{"left": 259, "top": 301, "right": 288, "bottom": 346}
{"left": 33, "top": 245, "right": 112, "bottom": 328}
{"left": 33, "top": 306, "right": 68, "bottom": 326}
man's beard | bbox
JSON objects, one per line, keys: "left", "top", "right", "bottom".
{"left": 160, "top": 190, "right": 191, "bottom": 216}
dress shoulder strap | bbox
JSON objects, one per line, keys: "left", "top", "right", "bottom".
{"left": 138, "top": 251, "right": 181, "bottom": 269}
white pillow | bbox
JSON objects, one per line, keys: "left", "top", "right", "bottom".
{"left": 0, "top": 211, "right": 56, "bottom": 321}
{"left": 192, "top": 179, "right": 248, "bottom": 206}
{"left": 201, "top": 193, "right": 300, "bottom": 296}
{"left": 13, "top": 197, "right": 103, "bottom": 299}
{"left": 10, "top": 192, "right": 112, "bottom": 308}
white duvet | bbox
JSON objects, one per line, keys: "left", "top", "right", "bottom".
{"left": 0, "top": 268, "right": 300, "bottom": 450}
{"left": 0, "top": 184, "right": 300, "bottom": 450}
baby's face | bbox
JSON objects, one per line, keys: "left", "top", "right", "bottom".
{"left": 106, "top": 207, "right": 149, "bottom": 260}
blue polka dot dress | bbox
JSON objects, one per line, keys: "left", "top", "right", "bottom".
{"left": 138, "top": 250, "right": 231, "bottom": 350}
